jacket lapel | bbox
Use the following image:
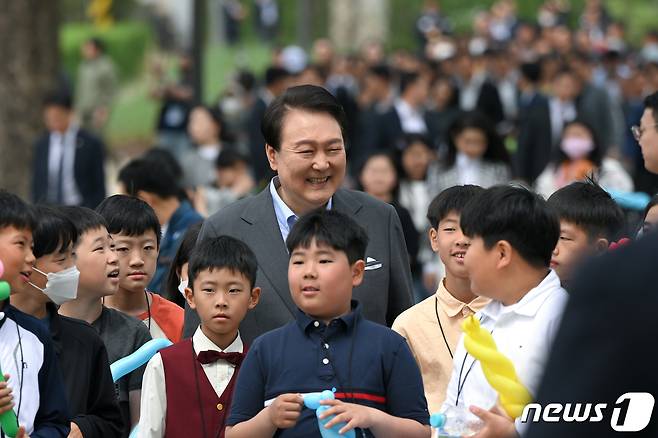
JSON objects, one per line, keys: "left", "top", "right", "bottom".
{"left": 241, "top": 188, "right": 297, "bottom": 316}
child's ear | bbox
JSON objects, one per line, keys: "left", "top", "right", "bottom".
{"left": 495, "top": 240, "right": 513, "bottom": 270}
{"left": 248, "top": 287, "right": 261, "bottom": 309}
{"left": 351, "top": 259, "right": 365, "bottom": 287}
{"left": 428, "top": 228, "right": 440, "bottom": 252}
{"left": 185, "top": 287, "right": 196, "bottom": 309}
{"left": 594, "top": 237, "right": 609, "bottom": 254}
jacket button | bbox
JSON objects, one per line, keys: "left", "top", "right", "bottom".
{"left": 217, "top": 403, "right": 224, "bottom": 411}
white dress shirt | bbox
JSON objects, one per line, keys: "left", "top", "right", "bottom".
{"left": 442, "top": 270, "right": 568, "bottom": 431}
{"left": 549, "top": 98, "right": 577, "bottom": 146}
{"left": 394, "top": 99, "right": 428, "bottom": 134}
{"left": 47, "top": 125, "right": 82, "bottom": 205}
{"left": 456, "top": 152, "right": 483, "bottom": 186}
{"left": 138, "top": 327, "right": 243, "bottom": 438}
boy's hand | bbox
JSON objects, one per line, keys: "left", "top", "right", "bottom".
{"left": 470, "top": 405, "right": 518, "bottom": 438}
{"left": 318, "top": 399, "right": 380, "bottom": 434}
{"left": 0, "top": 374, "right": 15, "bottom": 415}
{"left": 268, "top": 393, "right": 304, "bottom": 429}
{"left": 16, "top": 426, "right": 30, "bottom": 438}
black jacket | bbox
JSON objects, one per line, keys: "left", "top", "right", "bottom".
{"left": 31, "top": 128, "right": 106, "bottom": 209}
{"left": 47, "top": 304, "right": 123, "bottom": 437}
{"left": 514, "top": 91, "right": 553, "bottom": 184}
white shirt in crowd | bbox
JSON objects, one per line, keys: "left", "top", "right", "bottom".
{"left": 138, "top": 327, "right": 243, "bottom": 438}
{"left": 47, "top": 124, "right": 82, "bottom": 205}
{"left": 442, "top": 270, "right": 568, "bottom": 432}
{"left": 395, "top": 99, "right": 428, "bottom": 134}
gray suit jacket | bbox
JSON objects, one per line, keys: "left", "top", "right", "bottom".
{"left": 183, "top": 187, "right": 413, "bottom": 343}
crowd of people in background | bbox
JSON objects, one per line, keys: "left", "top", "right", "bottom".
{"left": 7, "top": 1, "right": 658, "bottom": 436}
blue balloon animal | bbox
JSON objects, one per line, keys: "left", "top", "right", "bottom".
{"left": 111, "top": 338, "right": 173, "bottom": 382}
{"left": 110, "top": 338, "right": 173, "bottom": 437}
{"left": 303, "top": 390, "right": 356, "bottom": 438}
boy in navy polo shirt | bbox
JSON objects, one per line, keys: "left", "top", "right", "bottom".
{"left": 226, "top": 209, "right": 429, "bottom": 438}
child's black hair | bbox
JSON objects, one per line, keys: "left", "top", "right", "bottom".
{"left": 32, "top": 205, "right": 78, "bottom": 258}
{"left": 164, "top": 222, "right": 202, "bottom": 306}
{"left": 59, "top": 206, "right": 108, "bottom": 237}
{"left": 118, "top": 157, "right": 180, "bottom": 199}
{"left": 460, "top": 185, "right": 559, "bottom": 268}
{"left": 188, "top": 236, "right": 258, "bottom": 289}
{"left": 426, "top": 185, "right": 486, "bottom": 229}
{"left": 215, "top": 149, "right": 248, "bottom": 170}
{"left": 286, "top": 209, "right": 369, "bottom": 265}
{"left": 0, "top": 190, "right": 34, "bottom": 232}
{"left": 96, "top": 195, "right": 162, "bottom": 246}
{"left": 547, "top": 180, "right": 625, "bottom": 241}
{"left": 445, "top": 111, "right": 510, "bottom": 167}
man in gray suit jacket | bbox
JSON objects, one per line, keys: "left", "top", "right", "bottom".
{"left": 184, "top": 85, "right": 413, "bottom": 343}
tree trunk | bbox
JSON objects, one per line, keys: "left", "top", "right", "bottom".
{"left": 0, "top": 1, "right": 59, "bottom": 197}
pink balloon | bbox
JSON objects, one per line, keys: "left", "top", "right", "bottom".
{"left": 0, "top": 260, "right": 4, "bottom": 278}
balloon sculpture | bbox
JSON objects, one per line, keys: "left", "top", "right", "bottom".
{"left": 461, "top": 315, "right": 532, "bottom": 419}
{"left": 110, "top": 338, "right": 172, "bottom": 382}
{"left": 0, "top": 260, "right": 19, "bottom": 437}
{"left": 111, "top": 337, "right": 173, "bottom": 438}
{"left": 303, "top": 390, "right": 355, "bottom": 438}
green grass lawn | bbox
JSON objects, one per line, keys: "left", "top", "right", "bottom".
{"left": 105, "top": 42, "right": 271, "bottom": 150}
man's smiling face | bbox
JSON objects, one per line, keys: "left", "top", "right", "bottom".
{"left": 266, "top": 109, "right": 346, "bottom": 215}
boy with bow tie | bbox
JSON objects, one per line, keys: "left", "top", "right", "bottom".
{"left": 138, "top": 236, "right": 261, "bottom": 438}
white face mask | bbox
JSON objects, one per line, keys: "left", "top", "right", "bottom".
{"left": 178, "top": 278, "right": 188, "bottom": 297}
{"left": 30, "top": 266, "right": 80, "bottom": 306}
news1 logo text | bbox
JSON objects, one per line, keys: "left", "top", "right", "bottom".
{"left": 521, "top": 392, "right": 655, "bottom": 432}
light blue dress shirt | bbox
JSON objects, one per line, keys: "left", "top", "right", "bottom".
{"left": 269, "top": 176, "right": 333, "bottom": 245}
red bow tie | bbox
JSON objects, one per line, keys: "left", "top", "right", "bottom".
{"left": 197, "top": 350, "right": 244, "bottom": 366}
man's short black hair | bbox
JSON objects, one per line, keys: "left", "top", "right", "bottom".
{"left": 188, "top": 236, "right": 258, "bottom": 290}
{"left": 43, "top": 91, "right": 73, "bottom": 110}
{"left": 460, "top": 185, "right": 559, "bottom": 268}
{"left": 59, "top": 206, "right": 108, "bottom": 237}
{"left": 32, "top": 205, "right": 78, "bottom": 259}
{"left": 96, "top": 195, "right": 162, "bottom": 246}
{"left": 265, "top": 66, "right": 290, "bottom": 87}
{"left": 261, "top": 85, "right": 347, "bottom": 151}
{"left": 368, "top": 64, "right": 392, "bottom": 81}
{"left": 520, "top": 61, "right": 542, "bottom": 84}
{"left": 286, "top": 209, "right": 368, "bottom": 265}
{"left": 644, "top": 91, "right": 658, "bottom": 123}
{"left": 427, "top": 185, "right": 486, "bottom": 229}
{"left": 118, "top": 157, "right": 180, "bottom": 199}
{"left": 399, "top": 71, "right": 421, "bottom": 95}
{"left": 0, "top": 190, "right": 35, "bottom": 232}
{"left": 547, "top": 181, "right": 625, "bottom": 241}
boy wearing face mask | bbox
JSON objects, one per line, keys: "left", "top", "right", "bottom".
{"left": 11, "top": 205, "right": 123, "bottom": 437}
{"left": 535, "top": 119, "right": 633, "bottom": 198}
{"left": 58, "top": 206, "right": 152, "bottom": 438}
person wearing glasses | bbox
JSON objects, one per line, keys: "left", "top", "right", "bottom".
{"left": 632, "top": 91, "right": 658, "bottom": 174}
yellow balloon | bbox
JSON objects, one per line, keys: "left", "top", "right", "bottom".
{"left": 461, "top": 315, "right": 532, "bottom": 418}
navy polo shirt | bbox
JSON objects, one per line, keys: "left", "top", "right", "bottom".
{"left": 227, "top": 301, "right": 429, "bottom": 437}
